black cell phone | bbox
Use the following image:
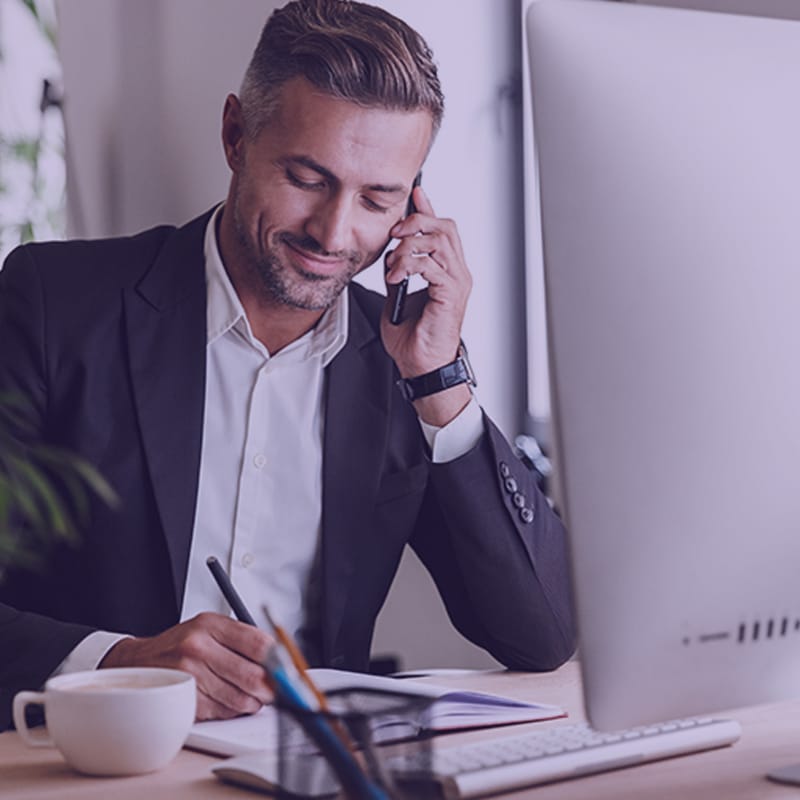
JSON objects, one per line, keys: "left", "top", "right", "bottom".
{"left": 390, "top": 172, "right": 422, "bottom": 325}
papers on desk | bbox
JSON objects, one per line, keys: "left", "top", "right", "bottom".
{"left": 187, "top": 668, "right": 565, "bottom": 757}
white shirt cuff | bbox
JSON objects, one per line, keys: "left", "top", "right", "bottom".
{"left": 418, "top": 395, "right": 483, "bottom": 463}
{"left": 51, "top": 631, "right": 131, "bottom": 676}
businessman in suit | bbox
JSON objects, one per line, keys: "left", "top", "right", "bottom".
{"left": 0, "top": 0, "right": 574, "bottom": 729}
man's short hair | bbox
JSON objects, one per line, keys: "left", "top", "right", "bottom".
{"left": 239, "top": 0, "right": 444, "bottom": 139}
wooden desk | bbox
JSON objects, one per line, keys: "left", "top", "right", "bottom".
{"left": 2, "top": 661, "right": 800, "bottom": 799}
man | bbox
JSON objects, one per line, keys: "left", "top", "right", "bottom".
{"left": 0, "top": 0, "right": 574, "bottom": 729}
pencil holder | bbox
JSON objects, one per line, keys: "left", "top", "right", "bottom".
{"left": 276, "top": 687, "right": 437, "bottom": 799}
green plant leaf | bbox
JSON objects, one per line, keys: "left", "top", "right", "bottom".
{"left": 19, "top": 221, "right": 35, "bottom": 243}
{"left": 8, "top": 138, "right": 40, "bottom": 165}
{"left": 0, "top": 393, "right": 118, "bottom": 573}
{"left": 2, "top": 469, "right": 46, "bottom": 531}
{"left": 68, "top": 458, "right": 119, "bottom": 509}
{"left": 21, "top": 0, "right": 39, "bottom": 22}
{"left": 19, "top": 1, "right": 57, "bottom": 49}
{"left": 9, "top": 455, "right": 72, "bottom": 536}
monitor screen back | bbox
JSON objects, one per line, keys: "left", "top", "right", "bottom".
{"left": 527, "top": 0, "right": 800, "bottom": 730}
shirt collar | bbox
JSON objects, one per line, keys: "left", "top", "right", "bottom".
{"left": 203, "top": 204, "right": 348, "bottom": 366}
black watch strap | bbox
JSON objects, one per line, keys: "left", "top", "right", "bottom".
{"left": 396, "top": 342, "right": 477, "bottom": 402}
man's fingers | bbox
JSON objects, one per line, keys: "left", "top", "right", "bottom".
{"left": 411, "top": 184, "right": 435, "bottom": 217}
{"left": 197, "top": 660, "right": 269, "bottom": 715}
{"left": 206, "top": 613, "right": 274, "bottom": 664}
{"left": 182, "top": 614, "right": 273, "bottom": 708}
{"left": 202, "top": 642, "right": 274, "bottom": 705}
{"left": 386, "top": 222, "right": 463, "bottom": 270}
{"left": 99, "top": 612, "right": 274, "bottom": 720}
{"left": 196, "top": 687, "right": 258, "bottom": 721}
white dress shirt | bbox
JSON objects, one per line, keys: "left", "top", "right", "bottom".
{"left": 180, "top": 206, "right": 348, "bottom": 639}
{"left": 55, "top": 205, "right": 483, "bottom": 673}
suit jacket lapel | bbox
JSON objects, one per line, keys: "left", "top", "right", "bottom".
{"left": 124, "top": 213, "right": 211, "bottom": 608}
{"left": 320, "top": 292, "right": 393, "bottom": 663}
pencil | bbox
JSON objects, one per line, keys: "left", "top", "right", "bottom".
{"left": 261, "top": 603, "right": 330, "bottom": 713}
{"left": 261, "top": 604, "right": 357, "bottom": 759}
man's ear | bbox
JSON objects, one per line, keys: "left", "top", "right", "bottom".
{"left": 222, "top": 94, "right": 246, "bottom": 172}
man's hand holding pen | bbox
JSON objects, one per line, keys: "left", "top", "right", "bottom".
{"left": 381, "top": 184, "right": 474, "bottom": 427}
{"left": 99, "top": 613, "right": 275, "bottom": 721}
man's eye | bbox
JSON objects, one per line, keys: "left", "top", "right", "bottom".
{"left": 287, "top": 170, "right": 324, "bottom": 190}
{"left": 362, "top": 196, "right": 390, "bottom": 214}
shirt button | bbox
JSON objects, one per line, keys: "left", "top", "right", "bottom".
{"left": 241, "top": 553, "right": 254, "bottom": 568}
{"left": 253, "top": 453, "right": 267, "bottom": 469}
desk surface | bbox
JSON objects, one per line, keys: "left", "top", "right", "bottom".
{"left": 3, "top": 661, "right": 800, "bottom": 799}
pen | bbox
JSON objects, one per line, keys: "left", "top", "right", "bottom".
{"left": 206, "top": 557, "right": 313, "bottom": 707}
{"left": 206, "top": 556, "right": 257, "bottom": 625}
{"left": 207, "top": 556, "right": 321, "bottom": 704}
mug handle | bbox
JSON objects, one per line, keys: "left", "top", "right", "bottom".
{"left": 12, "top": 691, "right": 54, "bottom": 747}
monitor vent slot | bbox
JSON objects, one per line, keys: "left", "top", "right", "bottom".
{"left": 734, "top": 616, "right": 797, "bottom": 644}
{"left": 687, "top": 616, "right": 799, "bottom": 646}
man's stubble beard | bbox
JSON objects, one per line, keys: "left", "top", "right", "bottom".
{"left": 231, "top": 192, "right": 366, "bottom": 312}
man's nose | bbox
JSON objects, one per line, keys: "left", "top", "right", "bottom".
{"left": 305, "top": 193, "right": 353, "bottom": 255}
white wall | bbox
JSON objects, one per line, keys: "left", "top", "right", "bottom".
{"left": 56, "top": 0, "right": 269, "bottom": 237}
{"left": 55, "top": 0, "right": 528, "bottom": 670}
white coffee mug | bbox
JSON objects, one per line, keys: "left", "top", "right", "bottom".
{"left": 12, "top": 667, "right": 196, "bottom": 776}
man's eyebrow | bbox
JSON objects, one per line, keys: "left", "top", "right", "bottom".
{"left": 282, "top": 155, "right": 406, "bottom": 195}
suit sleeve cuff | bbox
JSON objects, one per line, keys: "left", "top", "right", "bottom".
{"left": 418, "top": 395, "right": 483, "bottom": 463}
{"left": 51, "top": 631, "right": 131, "bottom": 676}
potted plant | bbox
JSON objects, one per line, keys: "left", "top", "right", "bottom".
{"left": 0, "top": 391, "right": 116, "bottom": 577}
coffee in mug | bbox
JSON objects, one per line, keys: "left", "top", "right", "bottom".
{"left": 12, "top": 667, "right": 196, "bottom": 776}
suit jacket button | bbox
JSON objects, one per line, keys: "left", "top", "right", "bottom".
{"left": 512, "top": 491, "right": 526, "bottom": 509}
{"left": 499, "top": 462, "right": 511, "bottom": 478}
{"left": 504, "top": 477, "right": 518, "bottom": 494}
{"left": 520, "top": 507, "right": 534, "bottom": 524}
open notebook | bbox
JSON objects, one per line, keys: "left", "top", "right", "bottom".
{"left": 187, "top": 668, "right": 565, "bottom": 756}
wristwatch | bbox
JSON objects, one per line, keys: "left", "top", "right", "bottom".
{"left": 396, "top": 341, "right": 477, "bottom": 402}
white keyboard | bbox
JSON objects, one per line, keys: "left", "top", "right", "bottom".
{"left": 390, "top": 716, "right": 741, "bottom": 798}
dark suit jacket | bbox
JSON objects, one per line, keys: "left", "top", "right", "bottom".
{"left": 0, "top": 211, "right": 575, "bottom": 730}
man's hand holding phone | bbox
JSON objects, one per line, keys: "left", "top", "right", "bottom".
{"left": 382, "top": 184, "right": 473, "bottom": 427}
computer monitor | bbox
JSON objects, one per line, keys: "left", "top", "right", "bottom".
{"left": 526, "top": 0, "right": 800, "bottom": 734}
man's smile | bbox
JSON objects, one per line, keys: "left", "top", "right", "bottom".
{"left": 279, "top": 233, "right": 359, "bottom": 278}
